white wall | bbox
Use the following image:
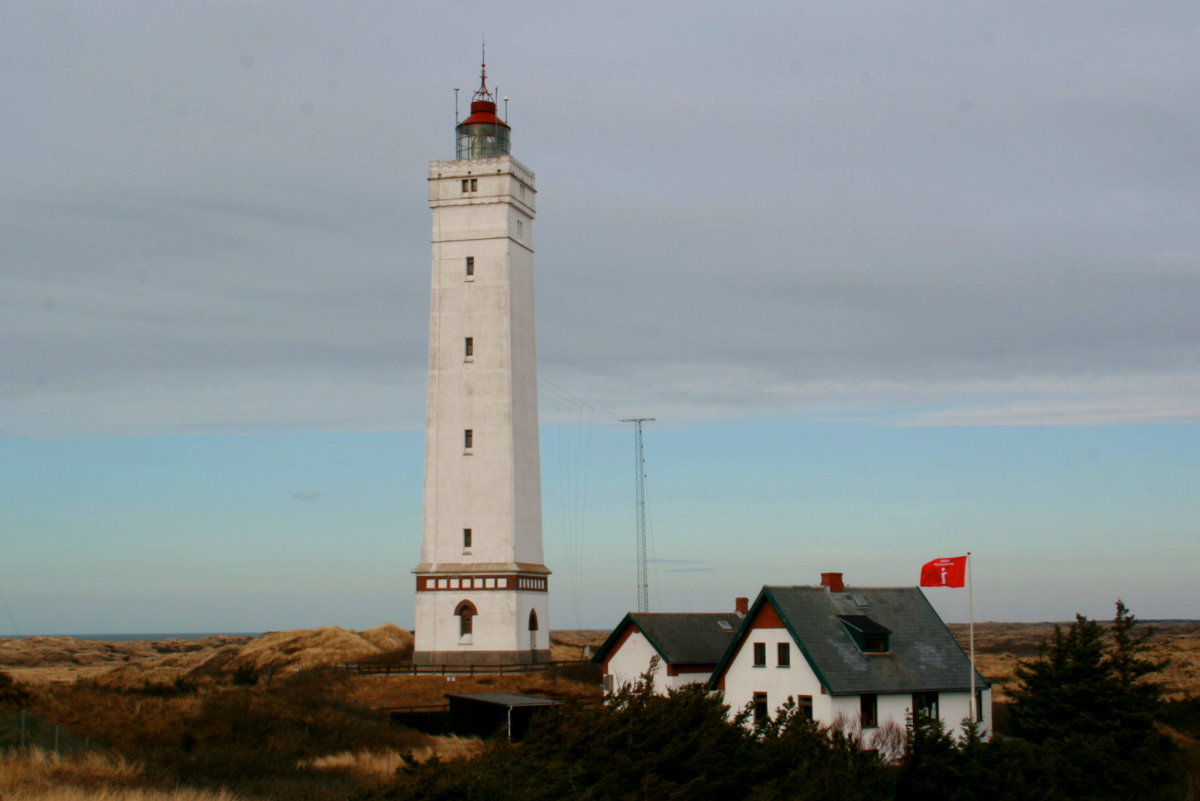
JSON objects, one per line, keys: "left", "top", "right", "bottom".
{"left": 720, "top": 626, "right": 993, "bottom": 742}
{"left": 420, "top": 156, "right": 542, "bottom": 572}
{"left": 415, "top": 588, "right": 548, "bottom": 655}
{"left": 415, "top": 153, "right": 548, "bottom": 661}
{"left": 719, "top": 628, "right": 828, "bottom": 720}
{"left": 602, "top": 630, "right": 707, "bottom": 695}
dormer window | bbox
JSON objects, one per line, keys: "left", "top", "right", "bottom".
{"left": 839, "top": 615, "right": 891, "bottom": 653}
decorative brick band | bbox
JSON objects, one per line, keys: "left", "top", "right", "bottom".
{"left": 415, "top": 574, "right": 548, "bottom": 592}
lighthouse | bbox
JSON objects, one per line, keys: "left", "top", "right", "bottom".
{"left": 412, "top": 63, "right": 550, "bottom": 666}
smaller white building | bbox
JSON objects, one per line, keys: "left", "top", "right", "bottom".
{"left": 710, "top": 574, "right": 991, "bottom": 748}
{"left": 594, "top": 608, "right": 745, "bottom": 694}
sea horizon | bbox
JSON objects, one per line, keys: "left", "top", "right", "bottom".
{"left": 5, "top": 632, "right": 265, "bottom": 642}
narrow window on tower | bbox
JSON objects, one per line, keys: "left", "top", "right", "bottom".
{"left": 464, "top": 429, "right": 473, "bottom": 451}
{"left": 455, "top": 601, "right": 476, "bottom": 643}
{"left": 516, "top": 219, "right": 523, "bottom": 238}
{"left": 464, "top": 337, "right": 474, "bottom": 361}
{"left": 463, "top": 528, "right": 472, "bottom": 551}
{"left": 461, "top": 178, "right": 468, "bottom": 192}
{"left": 465, "top": 256, "right": 475, "bottom": 279}
{"left": 470, "top": 178, "right": 478, "bottom": 191}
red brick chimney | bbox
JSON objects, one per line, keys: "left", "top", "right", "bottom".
{"left": 735, "top": 597, "right": 749, "bottom": 617}
{"left": 820, "top": 572, "right": 845, "bottom": 593}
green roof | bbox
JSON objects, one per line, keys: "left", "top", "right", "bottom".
{"left": 594, "top": 612, "right": 741, "bottom": 666}
{"left": 712, "top": 586, "right": 990, "bottom": 695}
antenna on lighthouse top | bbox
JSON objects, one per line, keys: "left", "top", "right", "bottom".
{"left": 475, "top": 39, "right": 493, "bottom": 103}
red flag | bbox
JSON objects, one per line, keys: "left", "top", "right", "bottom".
{"left": 920, "top": 555, "right": 967, "bottom": 588}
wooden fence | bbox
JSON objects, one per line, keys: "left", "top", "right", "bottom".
{"left": 339, "top": 658, "right": 594, "bottom": 677}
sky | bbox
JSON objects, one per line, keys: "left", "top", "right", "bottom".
{"left": 1, "top": 1, "right": 1197, "bottom": 634}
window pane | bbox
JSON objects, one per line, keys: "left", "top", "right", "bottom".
{"left": 860, "top": 694, "right": 878, "bottom": 728}
{"left": 797, "top": 695, "right": 813, "bottom": 721}
{"left": 753, "top": 692, "right": 768, "bottom": 724}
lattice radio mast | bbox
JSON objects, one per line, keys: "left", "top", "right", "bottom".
{"left": 621, "top": 417, "right": 655, "bottom": 612}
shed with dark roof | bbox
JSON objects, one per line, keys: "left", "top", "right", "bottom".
{"left": 446, "top": 693, "right": 562, "bottom": 740}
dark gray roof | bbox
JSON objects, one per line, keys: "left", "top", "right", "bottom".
{"left": 593, "top": 612, "right": 742, "bottom": 666}
{"left": 445, "top": 693, "right": 562, "bottom": 708}
{"left": 714, "top": 586, "right": 989, "bottom": 695}
{"left": 839, "top": 615, "right": 891, "bottom": 635}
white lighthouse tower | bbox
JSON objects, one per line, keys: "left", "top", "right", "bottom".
{"left": 412, "top": 63, "right": 550, "bottom": 666}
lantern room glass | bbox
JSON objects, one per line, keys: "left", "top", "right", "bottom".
{"left": 457, "top": 123, "right": 510, "bottom": 159}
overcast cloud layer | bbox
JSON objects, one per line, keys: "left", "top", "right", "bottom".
{"left": 3, "top": 1, "right": 1198, "bottom": 435}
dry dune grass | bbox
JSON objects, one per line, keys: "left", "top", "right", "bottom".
{"left": 949, "top": 620, "right": 1200, "bottom": 701}
{"left": 0, "top": 747, "right": 245, "bottom": 800}
{"left": 357, "top": 624, "right": 415, "bottom": 654}
{"left": 0, "top": 747, "right": 139, "bottom": 787}
{"left": 6, "top": 622, "right": 1197, "bottom": 704}
{"left": 4, "top": 626, "right": 602, "bottom": 689}
{"left": 1, "top": 791, "right": 244, "bottom": 801}
{"left": 299, "top": 736, "right": 483, "bottom": 783}
{"left": 216, "top": 625, "right": 410, "bottom": 674}
{"left": 89, "top": 647, "right": 241, "bottom": 689}
{"left": 51, "top": 626, "right": 416, "bottom": 690}
{"left": 549, "top": 630, "right": 609, "bottom": 662}
{"left": 0, "top": 637, "right": 251, "bottom": 670}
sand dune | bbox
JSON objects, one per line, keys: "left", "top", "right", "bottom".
{"left": 4, "top": 622, "right": 1197, "bottom": 699}
{"left": 0, "top": 626, "right": 412, "bottom": 687}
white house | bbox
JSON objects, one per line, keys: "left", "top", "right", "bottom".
{"left": 710, "top": 573, "right": 991, "bottom": 745}
{"left": 594, "top": 607, "right": 745, "bottom": 694}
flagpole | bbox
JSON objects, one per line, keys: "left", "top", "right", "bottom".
{"left": 968, "top": 551, "right": 977, "bottom": 725}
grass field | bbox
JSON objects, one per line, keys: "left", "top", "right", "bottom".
{"left": 1, "top": 621, "right": 1196, "bottom": 799}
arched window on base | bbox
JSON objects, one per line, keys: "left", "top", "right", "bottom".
{"left": 455, "top": 600, "right": 477, "bottom": 644}
{"left": 528, "top": 609, "right": 539, "bottom": 631}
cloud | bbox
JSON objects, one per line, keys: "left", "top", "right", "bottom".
{"left": 2, "top": 1, "right": 1197, "bottom": 435}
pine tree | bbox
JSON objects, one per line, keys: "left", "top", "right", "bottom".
{"left": 1006, "top": 600, "right": 1174, "bottom": 800}
{"left": 1104, "top": 599, "right": 1167, "bottom": 735}
{"left": 1008, "top": 612, "right": 1109, "bottom": 742}
{"left": 1008, "top": 600, "right": 1164, "bottom": 744}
